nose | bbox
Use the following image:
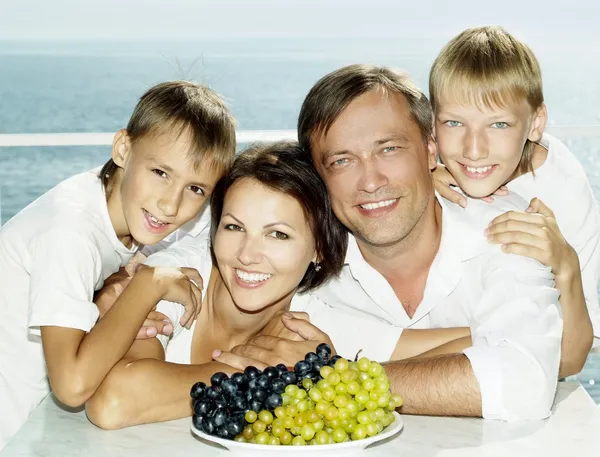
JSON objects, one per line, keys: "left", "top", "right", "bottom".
{"left": 462, "top": 128, "right": 489, "bottom": 161}
{"left": 157, "top": 186, "right": 183, "bottom": 218}
{"left": 237, "top": 235, "right": 264, "bottom": 266}
{"left": 357, "top": 157, "right": 388, "bottom": 194}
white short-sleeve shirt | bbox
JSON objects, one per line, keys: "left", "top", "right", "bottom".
{"left": 0, "top": 170, "right": 136, "bottom": 450}
{"left": 311, "top": 193, "right": 563, "bottom": 421}
{"left": 508, "top": 134, "right": 600, "bottom": 343}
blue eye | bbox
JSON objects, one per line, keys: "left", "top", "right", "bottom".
{"left": 382, "top": 146, "right": 398, "bottom": 153}
{"left": 491, "top": 122, "right": 509, "bottom": 129}
{"left": 332, "top": 158, "right": 348, "bottom": 167}
{"left": 445, "top": 120, "right": 462, "bottom": 127}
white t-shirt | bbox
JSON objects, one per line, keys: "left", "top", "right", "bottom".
{"left": 0, "top": 170, "right": 136, "bottom": 450}
{"left": 508, "top": 134, "right": 600, "bottom": 342}
{"left": 312, "top": 193, "right": 563, "bottom": 422}
{"left": 145, "top": 236, "right": 401, "bottom": 364}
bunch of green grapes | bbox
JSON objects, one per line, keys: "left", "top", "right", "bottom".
{"left": 234, "top": 355, "right": 403, "bottom": 445}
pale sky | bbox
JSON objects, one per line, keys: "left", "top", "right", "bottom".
{"left": 0, "top": 0, "right": 598, "bottom": 42}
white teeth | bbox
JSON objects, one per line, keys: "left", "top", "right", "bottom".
{"left": 465, "top": 165, "right": 493, "bottom": 174}
{"left": 235, "top": 269, "right": 272, "bottom": 283}
{"left": 360, "top": 199, "right": 396, "bottom": 210}
{"left": 145, "top": 211, "right": 166, "bottom": 226}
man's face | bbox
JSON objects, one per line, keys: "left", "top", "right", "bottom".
{"left": 311, "top": 90, "right": 437, "bottom": 248}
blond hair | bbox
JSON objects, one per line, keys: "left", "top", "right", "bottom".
{"left": 429, "top": 26, "right": 543, "bottom": 174}
{"left": 100, "top": 81, "right": 236, "bottom": 193}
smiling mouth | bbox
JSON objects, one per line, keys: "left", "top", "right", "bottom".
{"left": 359, "top": 199, "right": 398, "bottom": 210}
{"left": 459, "top": 163, "right": 497, "bottom": 177}
{"left": 235, "top": 268, "right": 272, "bottom": 284}
{"left": 143, "top": 209, "right": 169, "bottom": 228}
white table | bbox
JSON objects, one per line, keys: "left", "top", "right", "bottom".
{"left": 2, "top": 382, "right": 599, "bottom": 457}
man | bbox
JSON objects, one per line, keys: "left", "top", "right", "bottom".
{"left": 222, "top": 65, "right": 562, "bottom": 421}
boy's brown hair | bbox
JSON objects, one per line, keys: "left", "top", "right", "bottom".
{"left": 100, "top": 81, "right": 236, "bottom": 193}
{"left": 429, "top": 26, "right": 543, "bottom": 174}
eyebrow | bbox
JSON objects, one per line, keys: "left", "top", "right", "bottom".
{"left": 222, "top": 213, "right": 295, "bottom": 231}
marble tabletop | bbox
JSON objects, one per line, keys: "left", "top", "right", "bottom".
{"left": 2, "top": 381, "right": 599, "bottom": 457}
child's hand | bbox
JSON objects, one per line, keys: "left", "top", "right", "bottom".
{"left": 485, "top": 197, "right": 579, "bottom": 280}
{"left": 139, "top": 265, "right": 204, "bottom": 329}
{"left": 433, "top": 164, "right": 509, "bottom": 207}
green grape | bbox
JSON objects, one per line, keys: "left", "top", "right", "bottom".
{"left": 351, "top": 424, "right": 368, "bottom": 440}
{"left": 245, "top": 410, "right": 257, "bottom": 423}
{"left": 346, "top": 400, "right": 359, "bottom": 415}
{"left": 355, "top": 389, "right": 370, "bottom": 404}
{"left": 269, "top": 436, "right": 280, "bottom": 445}
{"left": 315, "top": 430, "right": 330, "bottom": 445}
{"left": 252, "top": 420, "right": 267, "bottom": 433}
{"left": 242, "top": 424, "right": 254, "bottom": 440}
{"left": 285, "top": 405, "right": 298, "bottom": 417}
{"left": 370, "top": 390, "right": 381, "bottom": 402}
{"left": 282, "top": 416, "right": 294, "bottom": 429}
{"left": 344, "top": 419, "right": 357, "bottom": 433}
{"left": 295, "top": 389, "right": 308, "bottom": 400}
{"left": 281, "top": 393, "right": 292, "bottom": 405}
{"left": 315, "top": 400, "right": 330, "bottom": 415}
{"left": 280, "top": 431, "right": 293, "bottom": 445}
{"left": 274, "top": 406, "right": 286, "bottom": 418}
{"left": 234, "top": 435, "right": 247, "bottom": 443}
{"left": 357, "top": 411, "right": 372, "bottom": 425}
{"left": 290, "top": 426, "right": 301, "bottom": 436}
{"left": 324, "top": 407, "right": 338, "bottom": 421}
{"left": 357, "top": 357, "right": 371, "bottom": 372}
{"left": 320, "top": 365, "right": 334, "bottom": 379}
{"left": 308, "top": 387, "right": 322, "bottom": 402}
{"left": 362, "top": 378, "right": 376, "bottom": 392}
{"left": 337, "top": 407, "right": 350, "bottom": 421}
{"left": 374, "top": 408, "right": 385, "bottom": 421}
{"left": 328, "top": 372, "right": 341, "bottom": 385}
{"left": 391, "top": 393, "right": 404, "bottom": 408}
{"left": 271, "top": 420, "right": 285, "bottom": 437}
{"left": 366, "top": 422, "right": 379, "bottom": 437}
{"left": 340, "top": 369, "right": 358, "bottom": 383}
{"left": 302, "top": 378, "right": 314, "bottom": 390}
{"left": 285, "top": 384, "right": 299, "bottom": 396}
{"left": 327, "top": 418, "right": 342, "bottom": 429}
{"left": 300, "top": 424, "right": 316, "bottom": 441}
{"left": 334, "top": 358, "right": 349, "bottom": 373}
{"left": 346, "top": 380, "right": 360, "bottom": 395}
{"left": 332, "top": 427, "right": 348, "bottom": 443}
{"left": 358, "top": 371, "right": 370, "bottom": 383}
{"left": 368, "top": 362, "right": 383, "bottom": 377}
{"left": 255, "top": 432, "right": 270, "bottom": 444}
{"left": 291, "top": 436, "right": 307, "bottom": 446}
{"left": 365, "top": 400, "right": 378, "bottom": 411}
{"left": 376, "top": 380, "right": 390, "bottom": 393}
{"left": 258, "top": 410, "right": 274, "bottom": 425}
{"left": 321, "top": 387, "right": 336, "bottom": 402}
{"left": 306, "top": 410, "right": 320, "bottom": 423}
{"left": 294, "top": 414, "right": 307, "bottom": 427}
{"left": 297, "top": 399, "right": 309, "bottom": 412}
{"left": 334, "top": 394, "right": 349, "bottom": 409}
{"left": 376, "top": 421, "right": 384, "bottom": 433}
{"left": 334, "top": 383, "right": 348, "bottom": 395}
{"left": 316, "top": 379, "right": 331, "bottom": 390}
{"left": 313, "top": 419, "right": 325, "bottom": 432}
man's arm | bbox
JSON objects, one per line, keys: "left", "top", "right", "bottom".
{"left": 383, "top": 354, "right": 481, "bottom": 416}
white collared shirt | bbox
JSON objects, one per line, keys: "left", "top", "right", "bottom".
{"left": 311, "top": 193, "right": 563, "bottom": 421}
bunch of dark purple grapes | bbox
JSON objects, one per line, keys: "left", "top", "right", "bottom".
{"left": 190, "top": 343, "right": 339, "bottom": 440}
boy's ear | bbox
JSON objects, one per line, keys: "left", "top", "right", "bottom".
{"left": 528, "top": 104, "right": 547, "bottom": 143}
{"left": 111, "top": 129, "right": 132, "bottom": 168}
{"left": 426, "top": 135, "right": 439, "bottom": 171}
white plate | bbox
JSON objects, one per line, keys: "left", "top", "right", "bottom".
{"left": 191, "top": 411, "right": 404, "bottom": 456}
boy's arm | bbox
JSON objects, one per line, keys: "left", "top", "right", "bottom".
{"left": 85, "top": 338, "right": 236, "bottom": 429}
{"left": 383, "top": 252, "right": 562, "bottom": 421}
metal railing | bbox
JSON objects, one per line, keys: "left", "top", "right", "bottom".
{"left": 1, "top": 126, "right": 600, "bottom": 147}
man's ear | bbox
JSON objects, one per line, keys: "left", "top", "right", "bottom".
{"left": 426, "top": 135, "right": 439, "bottom": 171}
{"left": 111, "top": 129, "right": 132, "bottom": 168}
{"left": 528, "top": 103, "right": 547, "bottom": 143}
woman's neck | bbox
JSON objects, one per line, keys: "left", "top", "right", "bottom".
{"left": 203, "top": 267, "right": 294, "bottom": 349}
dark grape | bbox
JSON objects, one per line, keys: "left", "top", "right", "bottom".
{"left": 249, "top": 387, "right": 268, "bottom": 402}
{"left": 244, "top": 366, "right": 261, "bottom": 380}
{"left": 256, "top": 374, "right": 271, "bottom": 389}
{"left": 220, "top": 379, "right": 238, "bottom": 397}
{"left": 225, "top": 418, "right": 243, "bottom": 436}
{"left": 270, "top": 378, "right": 286, "bottom": 394}
{"left": 193, "top": 398, "right": 212, "bottom": 416}
{"left": 212, "top": 409, "right": 227, "bottom": 427}
{"left": 201, "top": 417, "right": 215, "bottom": 435}
{"left": 280, "top": 371, "right": 298, "bottom": 386}
{"left": 216, "top": 425, "right": 230, "bottom": 439}
{"left": 265, "top": 393, "right": 283, "bottom": 409}
{"left": 250, "top": 399, "right": 263, "bottom": 412}
{"left": 190, "top": 381, "right": 207, "bottom": 400}
{"left": 312, "top": 359, "right": 325, "bottom": 373}
{"left": 229, "top": 394, "right": 248, "bottom": 412}
{"left": 263, "top": 366, "right": 279, "bottom": 380}
{"left": 328, "top": 355, "right": 343, "bottom": 367}
{"left": 294, "top": 360, "right": 311, "bottom": 377}
{"left": 275, "top": 363, "right": 289, "bottom": 375}
{"left": 210, "top": 372, "right": 228, "bottom": 388}
{"left": 305, "top": 352, "right": 320, "bottom": 365}
{"left": 192, "top": 414, "right": 204, "bottom": 430}
{"left": 316, "top": 343, "right": 332, "bottom": 361}
{"left": 230, "top": 372, "right": 249, "bottom": 391}
{"left": 205, "top": 386, "right": 222, "bottom": 401}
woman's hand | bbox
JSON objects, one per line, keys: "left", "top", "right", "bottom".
{"left": 258, "top": 311, "right": 310, "bottom": 341}
{"left": 433, "top": 163, "right": 508, "bottom": 207}
{"left": 213, "top": 314, "right": 335, "bottom": 370}
{"left": 485, "top": 197, "right": 579, "bottom": 281}
{"left": 140, "top": 265, "right": 204, "bottom": 329}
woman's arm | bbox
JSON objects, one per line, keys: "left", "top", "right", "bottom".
{"left": 42, "top": 266, "right": 202, "bottom": 408}
{"left": 86, "top": 338, "right": 236, "bottom": 429}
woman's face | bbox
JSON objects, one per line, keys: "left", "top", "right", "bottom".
{"left": 214, "top": 178, "right": 317, "bottom": 313}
